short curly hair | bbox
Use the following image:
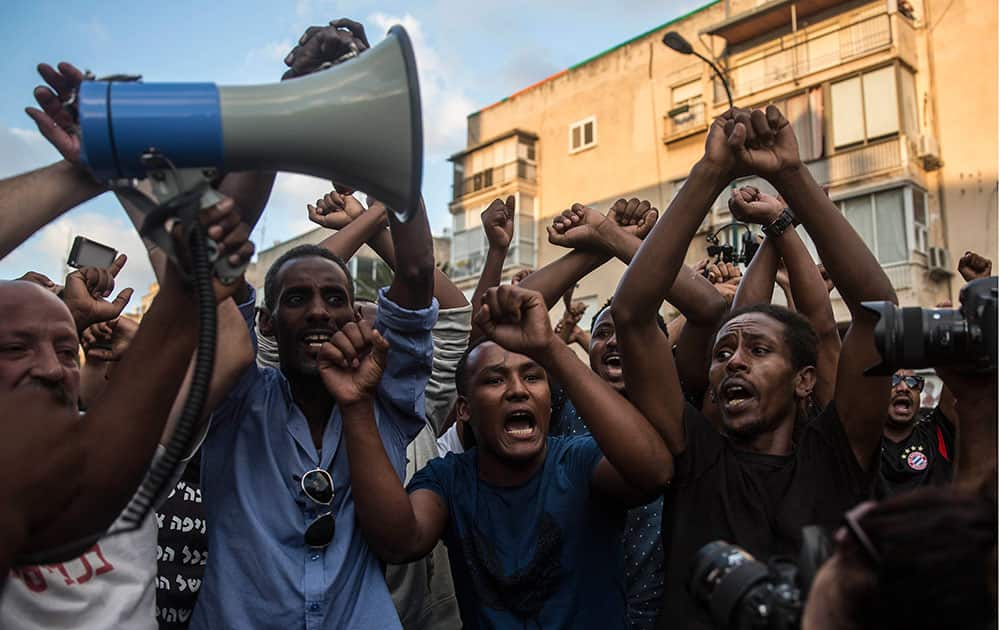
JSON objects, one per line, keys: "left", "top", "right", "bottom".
{"left": 263, "top": 245, "right": 354, "bottom": 311}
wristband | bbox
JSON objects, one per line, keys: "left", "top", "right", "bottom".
{"left": 762, "top": 208, "right": 796, "bottom": 238}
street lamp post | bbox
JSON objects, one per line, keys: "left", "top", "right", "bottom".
{"left": 662, "top": 31, "right": 734, "bottom": 111}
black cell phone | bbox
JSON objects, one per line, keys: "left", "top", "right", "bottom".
{"left": 67, "top": 236, "right": 117, "bottom": 269}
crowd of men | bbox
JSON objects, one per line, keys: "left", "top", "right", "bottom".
{"left": 0, "top": 18, "right": 996, "bottom": 630}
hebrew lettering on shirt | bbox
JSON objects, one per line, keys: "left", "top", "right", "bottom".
{"left": 158, "top": 545, "right": 176, "bottom": 562}
{"left": 174, "top": 574, "right": 202, "bottom": 592}
{"left": 157, "top": 607, "right": 194, "bottom": 624}
{"left": 181, "top": 545, "right": 208, "bottom": 566}
{"left": 182, "top": 485, "right": 201, "bottom": 503}
{"left": 10, "top": 566, "right": 47, "bottom": 593}
{"left": 9, "top": 544, "right": 114, "bottom": 592}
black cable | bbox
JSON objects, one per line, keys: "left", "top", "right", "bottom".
{"left": 114, "top": 224, "right": 217, "bottom": 532}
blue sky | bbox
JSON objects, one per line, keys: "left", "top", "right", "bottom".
{"left": 0, "top": 0, "right": 706, "bottom": 308}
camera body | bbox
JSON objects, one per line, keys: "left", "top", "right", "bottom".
{"left": 862, "top": 276, "right": 997, "bottom": 375}
{"left": 690, "top": 528, "right": 833, "bottom": 629}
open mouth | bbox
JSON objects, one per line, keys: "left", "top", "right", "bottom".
{"left": 720, "top": 380, "right": 757, "bottom": 411}
{"left": 602, "top": 353, "right": 623, "bottom": 376}
{"left": 504, "top": 409, "right": 537, "bottom": 438}
{"left": 302, "top": 331, "right": 333, "bottom": 354}
{"left": 891, "top": 395, "right": 914, "bottom": 415}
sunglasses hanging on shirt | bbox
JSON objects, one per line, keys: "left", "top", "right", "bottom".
{"left": 299, "top": 468, "right": 336, "bottom": 549}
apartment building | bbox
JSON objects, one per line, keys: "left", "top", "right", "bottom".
{"left": 447, "top": 0, "right": 997, "bottom": 325}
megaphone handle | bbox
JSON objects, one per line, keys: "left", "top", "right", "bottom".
{"left": 198, "top": 187, "right": 248, "bottom": 286}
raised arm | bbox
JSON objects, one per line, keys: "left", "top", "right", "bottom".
{"left": 475, "top": 285, "right": 672, "bottom": 505}
{"left": 0, "top": 162, "right": 105, "bottom": 260}
{"left": 321, "top": 319, "right": 447, "bottom": 563}
{"left": 733, "top": 237, "right": 781, "bottom": 309}
{"left": 312, "top": 191, "right": 468, "bottom": 310}
{"left": 518, "top": 204, "right": 612, "bottom": 309}
{"left": 728, "top": 106, "right": 896, "bottom": 469}
{"left": 729, "top": 187, "right": 841, "bottom": 407}
{"left": 21, "top": 199, "right": 255, "bottom": 554}
{"left": 468, "top": 196, "right": 515, "bottom": 341}
{"left": 611, "top": 119, "right": 738, "bottom": 453}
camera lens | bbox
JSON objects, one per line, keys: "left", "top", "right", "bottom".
{"left": 690, "top": 541, "right": 770, "bottom": 627}
{"left": 862, "top": 302, "right": 972, "bottom": 374}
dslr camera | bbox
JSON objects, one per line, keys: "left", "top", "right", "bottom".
{"left": 689, "top": 528, "right": 832, "bottom": 630}
{"left": 862, "top": 276, "right": 997, "bottom": 375}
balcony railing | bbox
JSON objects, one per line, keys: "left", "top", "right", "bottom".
{"left": 453, "top": 158, "right": 537, "bottom": 200}
{"left": 664, "top": 100, "right": 707, "bottom": 140}
{"left": 711, "top": 136, "right": 910, "bottom": 216}
{"left": 722, "top": 14, "right": 894, "bottom": 100}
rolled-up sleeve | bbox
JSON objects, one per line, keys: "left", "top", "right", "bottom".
{"left": 374, "top": 288, "right": 439, "bottom": 448}
{"left": 425, "top": 305, "right": 472, "bottom": 437}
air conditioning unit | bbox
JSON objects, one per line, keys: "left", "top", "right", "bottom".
{"left": 917, "top": 134, "right": 942, "bottom": 170}
{"left": 927, "top": 246, "right": 952, "bottom": 278}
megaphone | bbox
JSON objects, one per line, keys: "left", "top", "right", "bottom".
{"left": 77, "top": 25, "right": 422, "bottom": 226}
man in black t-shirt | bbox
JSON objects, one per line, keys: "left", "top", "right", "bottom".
{"left": 612, "top": 106, "right": 896, "bottom": 629}
{"left": 877, "top": 370, "right": 955, "bottom": 498}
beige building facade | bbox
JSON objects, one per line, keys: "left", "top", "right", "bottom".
{"left": 447, "top": 0, "right": 998, "bottom": 326}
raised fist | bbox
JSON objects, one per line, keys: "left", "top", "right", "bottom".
{"left": 473, "top": 285, "right": 555, "bottom": 357}
{"left": 308, "top": 189, "right": 367, "bottom": 230}
{"left": 723, "top": 105, "right": 803, "bottom": 178}
{"left": 546, "top": 203, "right": 615, "bottom": 252}
{"left": 511, "top": 268, "right": 534, "bottom": 286}
{"left": 958, "top": 251, "right": 992, "bottom": 282}
{"left": 481, "top": 196, "right": 515, "bottom": 250}
{"left": 317, "top": 319, "right": 389, "bottom": 405}
{"left": 81, "top": 317, "right": 138, "bottom": 362}
{"left": 727, "top": 186, "right": 785, "bottom": 226}
{"left": 283, "top": 19, "right": 371, "bottom": 80}
{"left": 608, "top": 198, "right": 659, "bottom": 239}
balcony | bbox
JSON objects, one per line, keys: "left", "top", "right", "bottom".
{"left": 710, "top": 136, "right": 917, "bottom": 217}
{"left": 718, "top": 13, "right": 915, "bottom": 101}
{"left": 452, "top": 158, "right": 537, "bottom": 200}
{"left": 664, "top": 100, "right": 707, "bottom": 141}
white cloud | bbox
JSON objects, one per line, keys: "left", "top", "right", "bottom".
{"left": 81, "top": 18, "right": 110, "bottom": 45}
{"left": 0, "top": 207, "right": 156, "bottom": 315}
{"left": 0, "top": 126, "right": 59, "bottom": 178}
{"left": 253, "top": 173, "right": 333, "bottom": 248}
{"left": 368, "top": 12, "right": 475, "bottom": 157}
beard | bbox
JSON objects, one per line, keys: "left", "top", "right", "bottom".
{"left": 722, "top": 409, "right": 787, "bottom": 444}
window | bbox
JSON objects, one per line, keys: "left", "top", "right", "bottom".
{"left": 449, "top": 194, "right": 538, "bottom": 279}
{"left": 831, "top": 66, "right": 899, "bottom": 148}
{"left": 911, "top": 188, "right": 928, "bottom": 254}
{"left": 668, "top": 80, "right": 705, "bottom": 136}
{"left": 517, "top": 140, "right": 537, "bottom": 162}
{"left": 837, "top": 187, "right": 909, "bottom": 264}
{"left": 569, "top": 116, "right": 597, "bottom": 153}
{"left": 350, "top": 256, "right": 393, "bottom": 301}
{"left": 770, "top": 89, "right": 823, "bottom": 161}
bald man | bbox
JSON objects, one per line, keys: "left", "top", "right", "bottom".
{"left": 0, "top": 198, "right": 253, "bottom": 591}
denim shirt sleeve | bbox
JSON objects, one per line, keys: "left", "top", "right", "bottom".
{"left": 208, "top": 287, "right": 262, "bottom": 434}
{"left": 374, "top": 288, "right": 439, "bottom": 452}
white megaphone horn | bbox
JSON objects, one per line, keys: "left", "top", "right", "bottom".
{"left": 77, "top": 25, "right": 422, "bottom": 226}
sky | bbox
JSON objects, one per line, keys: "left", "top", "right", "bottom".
{"left": 0, "top": 0, "right": 707, "bottom": 310}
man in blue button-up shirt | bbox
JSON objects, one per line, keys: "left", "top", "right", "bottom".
{"left": 190, "top": 188, "right": 438, "bottom": 629}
